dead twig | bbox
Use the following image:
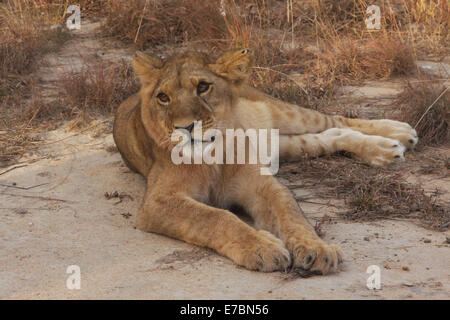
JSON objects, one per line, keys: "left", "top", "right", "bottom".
{"left": 0, "top": 164, "right": 28, "bottom": 176}
{"left": 414, "top": 87, "right": 449, "bottom": 129}
{"left": 0, "top": 182, "right": 49, "bottom": 190}
{"left": 0, "top": 192, "right": 72, "bottom": 203}
{"left": 104, "top": 191, "right": 134, "bottom": 205}
{"left": 134, "top": 0, "right": 149, "bottom": 44}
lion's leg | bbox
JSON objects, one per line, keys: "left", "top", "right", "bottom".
{"left": 137, "top": 177, "right": 291, "bottom": 272}
{"left": 241, "top": 98, "right": 418, "bottom": 149}
{"left": 239, "top": 98, "right": 341, "bottom": 135}
{"left": 279, "top": 128, "right": 407, "bottom": 166}
{"left": 227, "top": 169, "right": 342, "bottom": 275}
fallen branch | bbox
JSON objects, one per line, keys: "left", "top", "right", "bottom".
{"left": 0, "top": 164, "right": 28, "bottom": 176}
{"left": 0, "top": 183, "right": 49, "bottom": 190}
{"left": 0, "top": 192, "right": 72, "bottom": 203}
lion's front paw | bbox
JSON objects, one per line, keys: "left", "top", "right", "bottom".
{"left": 357, "top": 135, "right": 407, "bottom": 167}
{"left": 287, "top": 236, "right": 343, "bottom": 275}
{"left": 370, "top": 120, "right": 419, "bottom": 150}
{"left": 226, "top": 230, "right": 291, "bottom": 272}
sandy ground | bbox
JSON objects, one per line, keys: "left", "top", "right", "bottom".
{"left": 1, "top": 19, "right": 449, "bottom": 300}
{"left": 0, "top": 122, "right": 448, "bottom": 300}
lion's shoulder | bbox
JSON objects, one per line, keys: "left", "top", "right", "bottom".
{"left": 113, "top": 94, "right": 155, "bottom": 176}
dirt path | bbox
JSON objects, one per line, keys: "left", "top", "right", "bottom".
{"left": 36, "top": 19, "right": 135, "bottom": 100}
{"left": 0, "top": 19, "right": 449, "bottom": 300}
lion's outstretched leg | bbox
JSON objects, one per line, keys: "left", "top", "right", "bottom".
{"left": 279, "top": 128, "right": 407, "bottom": 166}
{"left": 237, "top": 96, "right": 418, "bottom": 150}
{"left": 227, "top": 168, "right": 343, "bottom": 275}
{"left": 137, "top": 173, "right": 291, "bottom": 272}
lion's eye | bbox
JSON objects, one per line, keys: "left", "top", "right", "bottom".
{"left": 197, "top": 81, "right": 211, "bottom": 95}
{"left": 157, "top": 93, "right": 170, "bottom": 104}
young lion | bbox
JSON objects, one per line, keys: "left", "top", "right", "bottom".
{"left": 113, "top": 49, "right": 418, "bottom": 274}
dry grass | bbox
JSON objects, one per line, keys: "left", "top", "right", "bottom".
{"left": 3, "top": 0, "right": 445, "bottom": 107}
{"left": 0, "top": 0, "right": 71, "bottom": 77}
{"left": 397, "top": 81, "right": 449, "bottom": 146}
{"left": 414, "top": 149, "right": 450, "bottom": 176}
{"left": 0, "top": 1, "right": 138, "bottom": 165}
{"left": 0, "top": 0, "right": 74, "bottom": 165}
{"left": 0, "top": 58, "right": 139, "bottom": 165}
{"left": 0, "top": 0, "right": 72, "bottom": 115}
{"left": 10, "top": 59, "right": 139, "bottom": 125}
{"left": 313, "top": 34, "right": 416, "bottom": 82}
{"left": 60, "top": 59, "right": 139, "bottom": 119}
{"left": 92, "top": 0, "right": 449, "bottom": 115}
{"left": 102, "top": 0, "right": 227, "bottom": 49}
{"left": 292, "top": 0, "right": 449, "bottom": 53}
{"left": 403, "top": 0, "right": 449, "bottom": 55}
{"left": 280, "top": 156, "right": 450, "bottom": 231}
{"left": 0, "top": 0, "right": 138, "bottom": 164}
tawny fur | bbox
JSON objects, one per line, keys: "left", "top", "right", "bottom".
{"left": 113, "top": 49, "right": 418, "bottom": 274}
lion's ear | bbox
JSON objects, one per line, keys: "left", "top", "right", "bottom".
{"left": 208, "top": 49, "right": 254, "bottom": 83}
{"left": 133, "top": 51, "right": 163, "bottom": 85}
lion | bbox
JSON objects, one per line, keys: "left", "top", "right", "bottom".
{"left": 113, "top": 49, "right": 418, "bottom": 274}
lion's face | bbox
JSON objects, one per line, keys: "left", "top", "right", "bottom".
{"left": 133, "top": 49, "right": 253, "bottom": 150}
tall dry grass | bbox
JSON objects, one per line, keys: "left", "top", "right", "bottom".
{"left": 0, "top": 0, "right": 71, "bottom": 77}
{"left": 398, "top": 81, "right": 449, "bottom": 146}
{"left": 0, "top": 0, "right": 72, "bottom": 114}
{"left": 87, "top": 0, "right": 446, "bottom": 110}
{"left": 102, "top": 0, "right": 227, "bottom": 49}
{"left": 0, "top": 0, "right": 73, "bottom": 165}
{"left": 60, "top": 59, "right": 139, "bottom": 119}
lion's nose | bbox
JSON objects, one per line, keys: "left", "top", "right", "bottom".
{"left": 175, "top": 122, "right": 195, "bottom": 133}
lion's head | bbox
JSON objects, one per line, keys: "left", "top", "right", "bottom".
{"left": 133, "top": 49, "right": 254, "bottom": 150}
